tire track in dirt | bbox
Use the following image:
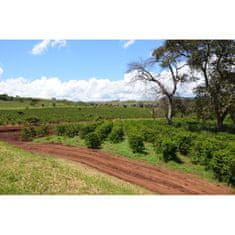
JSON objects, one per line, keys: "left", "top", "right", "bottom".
{"left": 0, "top": 128, "right": 233, "bottom": 195}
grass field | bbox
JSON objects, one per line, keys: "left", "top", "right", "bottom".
{"left": 0, "top": 98, "right": 76, "bottom": 110}
{"left": 0, "top": 141, "right": 151, "bottom": 194}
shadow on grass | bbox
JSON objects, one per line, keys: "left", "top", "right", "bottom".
{"left": 173, "top": 120, "right": 235, "bottom": 134}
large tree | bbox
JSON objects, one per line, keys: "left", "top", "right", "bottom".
{"left": 128, "top": 42, "right": 189, "bottom": 124}
{"left": 165, "top": 40, "right": 235, "bottom": 129}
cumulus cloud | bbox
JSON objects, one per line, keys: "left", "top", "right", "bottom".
{"left": 0, "top": 70, "right": 201, "bottom": 102}
{"left": 123, "top": 40, "right": 135, "bottom": 48}
{"left": 31, "top": 40, "right": 67, "bottom": 55}
{"left": 0, "top": 74, "right": 146, "bottom": 101}
{"left": 0, "top": 67, "right": 3, "bottom": 76}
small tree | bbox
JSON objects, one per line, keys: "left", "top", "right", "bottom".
{"left": 128, "top": 43, "right": 189, "bottom": 125}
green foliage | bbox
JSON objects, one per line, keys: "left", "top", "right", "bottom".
{"left": 56, "top": 124, "right": 80, "bottom": 137}
{"left": 95, "top": 121, "right": 113, "bottom": 142}
{"left": 79, "top": 123, "right": 100, "bottom": 139}
{"left": 64, "top": 125, "right": 80, "bottom": 138}
{"left": 154, "top": 135, "right": 165, "bottom": 154}
{"left": 21, "top": 127, "right": 36, "bottom": 141}
{"left": 56, "top": 125, "right": 67, "bottom": 136}
{"left": 109, "top": 125, "right": 124, "bottom": 143}
{"left": 161, "top": 140, "right": 178, "bottom": 162}
{"left": 0, "top": 106, "right": 151, "bottom": 124}
{"left": 176, "top": 133, "right": 195, "bottom": 155}
{"left": 36, "top": 125, "right": 49, "bottom": 137}
{"left": 85, "top": 132, "right": 101, "bottom": 149}
{"left": 210, "top": 150, "right": 235, "bottom": 185}
{"left": 190, "top": 138, "right": 225, "bottom": 167}
{"left": 140, "top": 128, "right": 156, "bottom": 143}
{"left": 128, "top": 135, "right": 145, "bottom": 153}
{"left": 25, "top": 116, "right": 41, "bottom": 125}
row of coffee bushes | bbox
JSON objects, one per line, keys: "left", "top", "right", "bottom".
{"left": 21, "top": 125, "right": 49, "bottom": 141}
{"left": 55, "top": 121, "right": 125, "bottom": 149}
{"left": 123, "top": 120, "right": 235, "bottom": 186}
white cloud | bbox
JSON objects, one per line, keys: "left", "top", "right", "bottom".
{"left": 123, "top": 40, "right": 135, "bottom": 48}
{"left": 31, "top": 40, "right": 67, "bottom": 55}
{"left": 0, "top": 71, "right": 200, "bottom": 102}
{"left": 0, "top": 67, "right": 3, "bottom": 76}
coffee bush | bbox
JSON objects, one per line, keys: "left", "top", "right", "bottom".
{"left": 109, "top": 125, "right": 124, "bottom": 143}
{"left": 96, "top": 121, "right": 113, "bottom": 142}
{"left": 85, "top": 132, "right": 101, "bottom": 149}
{"left": 128, "top": 135, "right": 145, "bottom": 153}
{"left": 36, "top": 125, "right": 49, "bottom": 137}
{"left": 79, "top": 123, "right": 99, "bottom": 139}
{"left": 210, "top": 149, "right": 235, "bottom": 185}
{"left": 161, "top": 140, "right": 178, "bottom": 162}
{"left": 21, "top": 127, "right": 36, "bottom": 141}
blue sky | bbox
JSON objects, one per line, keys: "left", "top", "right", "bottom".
{"left": 0, "top": 40, "right": 163, "bottom": 81}
{"left": 0, "top": 40, "right": 196, "bottom": 101}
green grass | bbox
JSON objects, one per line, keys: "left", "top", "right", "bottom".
{"left": 34, "top": 135, "right": 220, "bottom": 185}
{"left": 0, "top": 99, "right": 76, "bottom": 110}
{"left": 0, "top": 141, "right": 151, "bottom": 194}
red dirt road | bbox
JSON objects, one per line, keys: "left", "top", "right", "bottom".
{"left": 0, "top": 127, "right": 233, "bottom": 195}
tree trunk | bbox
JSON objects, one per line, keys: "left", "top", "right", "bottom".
{"left": 213, "top": 96, "right": 225, "bottom": 131}
{"left": 215, "top": 112, "right": 224, "bottom": 131}
{"left": 166, "top": 96, "right": 173, "bottom": 125}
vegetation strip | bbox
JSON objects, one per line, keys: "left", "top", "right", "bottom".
{"left": 0, "top": 129, "right": 232, "bottom": 195}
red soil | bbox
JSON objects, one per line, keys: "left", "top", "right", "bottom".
{"left": 0, "top": 126, "right": 233, "bottom": 195}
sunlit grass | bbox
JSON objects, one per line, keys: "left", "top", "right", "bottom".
{"left": 0, "top": 141, "right": 151, "bottom": 195}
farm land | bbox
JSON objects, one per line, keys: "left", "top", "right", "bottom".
{"left": 0, "top": 97, "right": 234, "bottom": 194}
{"left": 0, "top": 40, "right": 234, "bottom": 195}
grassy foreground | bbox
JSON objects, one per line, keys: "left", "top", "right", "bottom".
{"left": 0, "top": 142, "right": 151, "bottom": 195}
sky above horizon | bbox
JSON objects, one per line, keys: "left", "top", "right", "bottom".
{"left": 0, "top": 40, "right": 197, "bottom": 101}
{"left": 0, "top": 40, "right": 163, "bottom": 80}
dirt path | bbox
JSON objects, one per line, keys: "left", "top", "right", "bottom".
{"left": 0, "top": 127, "right": 233, "bottom": 195}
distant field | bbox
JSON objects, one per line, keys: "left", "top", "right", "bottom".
{"left": 0, "top": 142, "right": 150, "bottom": 194}
{"left": 0, "top": 106, "right": 152, "bottom": 124}
{"left": 0, "top": 99, "right": 76, "bottom": 110}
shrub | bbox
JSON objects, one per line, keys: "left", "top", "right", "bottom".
{"left": 141, "top": 128, "right": 156, "bottom": 143}
{"left": 128, "top": 135, "right": 145, "bottom": 153}
{"left": 109, "top": 126, "right": 124, "bottom": 143}
{"left": 85, "top": 132, "right": 101, "bottom": 149}
{"left": 36, "top": 125, "right": 49, "bottom": 137}
{"left": 21, "top": 127, "right": 36, "bottom": 141}
{"left": 25, "top": 116, "right": 40, "bottom": 126}
{"left": 161, "top": 140, "right": 178, "bottom": 162}
{"left": 190, "top": 138, "right": 225, "bottom": 167}
{"left": 79, "top": 123, "right": 100, "bottom": 139}
{"left": 65, "top": 125, "right": 80, "bottom": 138}
{"left": 176, "top": 133, "right": 195, "bottom": 155}
{"left": 95, "top": 121, "right": 113, "bottom": 142}
{"left": 154, "top": 134, "right": 165, "bottom": 153}
{"left": 56, "top": 125, "right": 67, "bottom": 136}
{"left": 56, "top": 124, "right": 80, "bottom": 137}
{"left": 186, "top": 121, "right": 200, "bottom": 132}
{"left": 210, "top": 149, "right": 235, "bottom": 185}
